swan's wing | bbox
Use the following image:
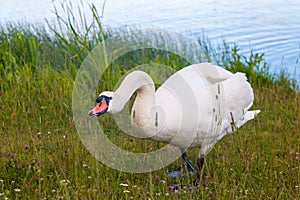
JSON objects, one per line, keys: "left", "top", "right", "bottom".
{"left": 192, "top": 63, "right": 233, "bottom": 84}
{"left": 153, "top": 65, "right": 259, "bottom": 150}
{"left": 199, "top": 72, "right": 259, "bottom": 154}
{"left": 214, "top": 72, "right": 259, "bottom": 138}
{"left": 222, "top": 72, "right": 254, "bottom": 115}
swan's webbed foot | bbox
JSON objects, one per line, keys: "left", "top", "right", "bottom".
{"left": 167, "top": 165, "right": 184, "bottom": 177}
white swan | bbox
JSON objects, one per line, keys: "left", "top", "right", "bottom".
{"left": 89, "top": 63, "right": 260, "bottom": 183}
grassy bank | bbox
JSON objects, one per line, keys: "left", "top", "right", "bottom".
{"left": 0, "top": 6, "right": 299, "bottom": 199}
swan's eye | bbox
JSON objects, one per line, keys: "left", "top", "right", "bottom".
{"left": 96, "top": 96, "right": 102, "bottom": 103}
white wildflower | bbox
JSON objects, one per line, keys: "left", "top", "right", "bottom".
{"left": 123, "top": 190, "right": 130, "bottom": 193}
{"left": 60, "top": 179, "right": 70, "bottom": 185}
{"left": 120, "top": 183, "right": 128, "bottom": 187}
{"left": 14, "top": 188, "right": 21, "bottom": 192}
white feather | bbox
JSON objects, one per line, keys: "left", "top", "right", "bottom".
{"left": 100, "top": 63, "right": 260, "bottom": 154}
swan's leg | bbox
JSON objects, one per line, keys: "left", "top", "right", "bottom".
{"left": 181, "top": 149, "right": 196, "bottom": 174}
{"left": 167, "top": 149, "right": 194, "bottom": 191}
{"left": 193, "top": 154, "right": 205, "bottom": 186}
{"left": 167, "top": 148, "right": 195, "bottom": 177}
{"left": 168, "top": 152, "right": 205, "bottom": 192}
{"left": 168, "top": 154, "right": 205, "bottom": 192}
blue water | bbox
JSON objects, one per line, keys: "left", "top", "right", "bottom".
{"left": 1, "top": 0, "right": 299, "bottom": 85}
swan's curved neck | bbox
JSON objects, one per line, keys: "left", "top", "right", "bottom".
{"left": 113, "top": 71, "right": 155, "bottom": 113}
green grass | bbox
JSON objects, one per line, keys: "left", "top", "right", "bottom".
{"left": 0, "top": 4, "right": 299, "bottom": 199}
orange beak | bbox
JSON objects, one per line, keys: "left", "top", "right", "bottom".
{"left": 89, "top": 98, "right": 109, "bottom": 117}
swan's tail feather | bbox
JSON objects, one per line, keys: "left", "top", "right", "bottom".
{"left": 235, "top": 110, "right": 261, "bottom": 128}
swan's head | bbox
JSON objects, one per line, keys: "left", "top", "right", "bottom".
{"left": 88, "top": 91, "right": 114, "bottom": 117}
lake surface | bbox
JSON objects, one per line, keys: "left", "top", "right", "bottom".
{"left": 1, "top": 0, "right": 300, "bottom": 84}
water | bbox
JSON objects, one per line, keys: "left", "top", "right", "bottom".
{"left": 1, "top": 0, "right": 300, "bottom": 84}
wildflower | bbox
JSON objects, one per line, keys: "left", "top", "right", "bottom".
{"left": 123, "top": 190, "right": 130, "bottom": 193}
{"left": 34, "top": 176, "right": 39, "bottom": 180}
{"left": 208, "top": 190, "right": 213, "bottom": 196}
{"left": 24, "top": 144, "right": 29, "bottom": 149}
{"left": 16, "top": 165, "right": 22, "bottom": 170}
{"left": 10, "top": 152, "right": 15, "bottom": 158}
{"left": 37, "top": 132, "right": 42, "bottom": 135}
{"left": 120, "top": 183, "right": 128, "bottom": 187}
{"left": 14, "top": 188, "right": 21, "bottom": 192}
{"left": 60, "top": 179, "right": 70, "bottom": 185}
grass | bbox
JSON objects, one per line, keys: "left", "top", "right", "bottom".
{"left": 0, "top": 3, "right": 299, "bottom": 199}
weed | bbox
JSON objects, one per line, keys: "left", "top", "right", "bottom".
{"left": 0, "top": 3, "right": 299, "bottom": 199}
